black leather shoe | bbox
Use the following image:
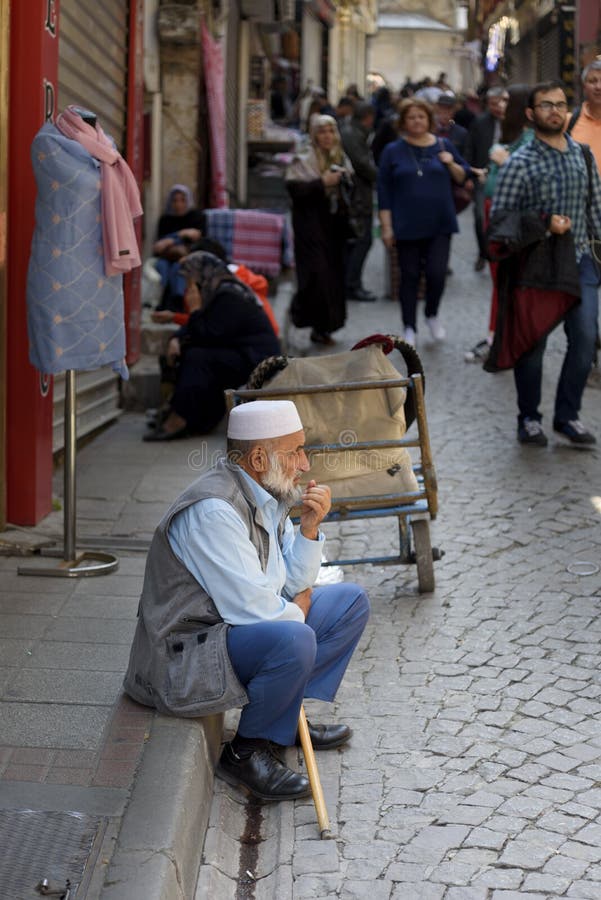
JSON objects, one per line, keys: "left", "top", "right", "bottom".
{"left": 296, "top": 721, "right": 352, "bottom": 750}
{"left": 142, "top": 424, "right": 188, "bottom": 442}
{"left": 310, "top": 330, "right": 336, "bottom": 346}
{"left": 348, "top": 288, "right": 377, "bottom": 302}
{"left": 216, "top": 741, "right": 311, "bottom": 801}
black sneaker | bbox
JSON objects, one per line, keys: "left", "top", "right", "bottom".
{"left": 553, "top": 419, "right": 596, "bottom": 445}
{"left": 464, "top": 339, "right": 490, "bottom": 364}
{"left": 517, "top": 418, "right": 548, "bottom": 446}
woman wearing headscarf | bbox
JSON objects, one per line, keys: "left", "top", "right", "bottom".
{"left": 144, "top": 252, "right": 281, "bottom": 441}
{"left": 153, "top": 185, "right": 204, "bottom": 312}
{"left": 286, "top": 115, "right": 354, "bottom": 345}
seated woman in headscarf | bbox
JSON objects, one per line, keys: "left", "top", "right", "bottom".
{"left": 286, "top": 115, "right": 354, "bottom": 346}
{"left": 143, "top": 252, "right": 281, "bottom": 441}
{"left": 152, "top": 184, "right": 204, "bottom": 312}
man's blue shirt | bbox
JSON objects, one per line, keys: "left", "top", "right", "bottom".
{"left": 168, "top": 467, "right": 325, "bottom": 625}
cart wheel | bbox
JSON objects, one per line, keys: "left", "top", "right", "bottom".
{"left": 411, "top": 519, "right": 435, "bottom": 593}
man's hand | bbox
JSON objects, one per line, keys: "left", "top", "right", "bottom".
{"left": 151, "top": 310, "right": 175, "bottom": 324}
{"left": 489, "top": 146, "right": 509, "bottom": 166}
{"left": 293, "top": 587, "right": 312, "bottom": 617}
{"left": 153, "top": 237, "right": 175, "bottom": 255}
{"left": 299, "top": 480, "right": 331, "bottom": 540}
{"left": 549, "top": 214, "right": 572, "bottom": 234}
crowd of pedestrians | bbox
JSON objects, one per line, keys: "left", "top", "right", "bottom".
{"left": 144, "top": 64, "right": 600, "bottom": 449}
{"left": 284, "top": 68, "right": 600, "bottom": 448}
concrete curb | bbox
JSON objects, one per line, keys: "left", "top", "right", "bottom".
{"left": 100, "top": 712, "right": 223, "bottom": 900}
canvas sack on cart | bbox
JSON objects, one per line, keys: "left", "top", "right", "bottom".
{"left": 226, "top": 335, "right": 443, "bottom": 592}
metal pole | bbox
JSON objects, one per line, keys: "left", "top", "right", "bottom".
{"left": 63, "top": 369, "right": 77, "bottom": 562}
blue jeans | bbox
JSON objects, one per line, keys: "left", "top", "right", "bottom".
{"left": 514, "top": 254, "right": 600, "bottom": 425}
{"left": 226, "top": 583, "right": 370, "bottom": 745}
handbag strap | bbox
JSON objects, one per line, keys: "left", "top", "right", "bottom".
{"left": 581, "top": 143, "right": 596, "bottom": 239}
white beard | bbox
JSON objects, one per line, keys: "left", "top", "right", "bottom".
{"left": 261, "top": 452, "right": 304, "bottom": 506}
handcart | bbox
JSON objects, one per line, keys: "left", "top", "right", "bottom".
{"left": 226, "top": 335, "right": 442, "bottom": 592}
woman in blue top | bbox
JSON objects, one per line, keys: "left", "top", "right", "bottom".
{"left": 378, "top": 98, "right": 471, "bottom": 346}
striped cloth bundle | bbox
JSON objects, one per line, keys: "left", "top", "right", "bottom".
{"left": 203, "top": 208, "right": 294, "bottom": 277}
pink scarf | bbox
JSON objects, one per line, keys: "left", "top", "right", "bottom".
{"left": 56, "top": 106, "right": 143, "bottom": 277}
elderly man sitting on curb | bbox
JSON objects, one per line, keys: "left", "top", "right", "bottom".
{"left": 124, "top": 400, "right": 370, "bottom": 801}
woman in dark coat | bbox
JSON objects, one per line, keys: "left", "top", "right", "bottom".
{"left": 144, "top": 252, "right": 281, "bottom": 441}
{"left": 286, "top": 115, "right": 354, "bottom": 345}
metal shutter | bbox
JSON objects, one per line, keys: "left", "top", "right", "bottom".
{"left": 537, "top": 22, "right": 559, "bottom": 82}
{"left": 58, "top": 0, "right": 128, "bottom": 150}
{"left": 53, "top": 0, "right": 129, "bottom": 452}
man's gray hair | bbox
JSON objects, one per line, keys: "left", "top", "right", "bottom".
{"left": 226, "top": 436, "right": 276, "bottom": 463}
{"left": 487, "top": 86, "right": 509, "bottom": 98}
{"left": 582, "top": 59, "right": 601, "bottom": 82}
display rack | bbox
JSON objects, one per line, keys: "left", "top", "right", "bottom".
{"left": 18, "top": 370, "right": 119, "bottom": 578}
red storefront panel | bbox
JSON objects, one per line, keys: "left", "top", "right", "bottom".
{"left": 6, "top": 0, "right": 59, "bottom": 524}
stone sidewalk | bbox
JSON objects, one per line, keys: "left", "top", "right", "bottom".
{"left": 197, "top": 221, "right": 601, "bottom": 899}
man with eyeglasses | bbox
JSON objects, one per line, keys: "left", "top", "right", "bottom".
{"left": 487, "top": 81, "right": 601, "bottom": 447}
{"left": 464, "top": 86, "right": 510, "bottom": 270}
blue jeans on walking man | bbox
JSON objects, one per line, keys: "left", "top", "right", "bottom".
{"left": 514, "top": 254, "right": 600, "bottom": 425}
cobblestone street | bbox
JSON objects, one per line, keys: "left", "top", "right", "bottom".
{"left": 198, "top": 217, "right": 601, "bottom": 899}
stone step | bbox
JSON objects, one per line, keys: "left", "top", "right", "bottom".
{"left": 121, "top": 354, "right": 162, "bottom": 412}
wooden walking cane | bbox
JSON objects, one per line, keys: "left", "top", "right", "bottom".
{"left": 298, "top": 706, "right": 332, "bottom": 839}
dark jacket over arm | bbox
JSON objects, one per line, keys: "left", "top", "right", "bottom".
{"left": 484, "top": 210, "right": 581, "bottom": 372}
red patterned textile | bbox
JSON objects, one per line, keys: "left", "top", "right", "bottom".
{"left": 201, "top": 20, "right": 228, "bottom": 209}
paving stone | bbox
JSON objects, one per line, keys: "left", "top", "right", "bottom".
{"left": 444, "top": 889, "right": 488, "bottom": 900}
{"left": 571, "top": 822, "right": 601, "bottom": 847}
{"left": 389, "top": 885, "right": 445, "bottom": 900}
{"left": 292, "top": 840, "right": 340, "bottom": 877}
{"left": 522, "top": 872, "right": 571, "bottom": 893}
{"left": 498, "top": 838, "right": 555, "bottom": 869}
{"left": 473, "top": 867, "right": 525, "bottom": 889}
{"left": 339, "top": 882, "right": 393, "bottom": 900}
{"left": 489, "top": 892, "right": 546, "bottom": 900}
{"left": 542, "top": 854, "right": 590, "bottom": 879}
{"left": 559, "top": 840, "right": 601, "bottom": 863}
{"left": 435, "top": 805, "right": 493, "bottom": 827}
{"left": 565, "top": 883, "right": 601, "bottom": 899}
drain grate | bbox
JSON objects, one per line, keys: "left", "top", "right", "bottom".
{"left": 0, "top": 809, "right": 106, "bottom": 899}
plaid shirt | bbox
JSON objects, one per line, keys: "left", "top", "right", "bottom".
{"left": 491, "top": 134, "right": 601, "bottom": 260}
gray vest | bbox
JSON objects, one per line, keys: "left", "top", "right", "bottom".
{"left": 123, "top": 458, "right": 287, "bottom": 717}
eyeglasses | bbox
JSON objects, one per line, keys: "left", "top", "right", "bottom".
{"left": 534, "top": 101, "right": 568, "bottom": 112}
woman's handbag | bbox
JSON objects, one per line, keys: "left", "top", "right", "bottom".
{"left": 336, "top": 169, "right": 364, "bottom": 240}
{"left": 438, "top": 138, "right": 473, "bottom": 213}
{"left": 451, "top": 178, "right": 474, "bottom": 214}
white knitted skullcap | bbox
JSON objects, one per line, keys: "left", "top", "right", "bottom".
{"left": 227, "top": 400, "right": 303, "bottom": 440}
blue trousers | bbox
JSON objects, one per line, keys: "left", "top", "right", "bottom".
{"left": 396, "top": 234, "right": 451, "bottom": 330}
{"left": 514, "top": 254, "right": 600, "bottom": 424}
{"left": 226, "top": 583, "right": 370, "bottom": 745}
